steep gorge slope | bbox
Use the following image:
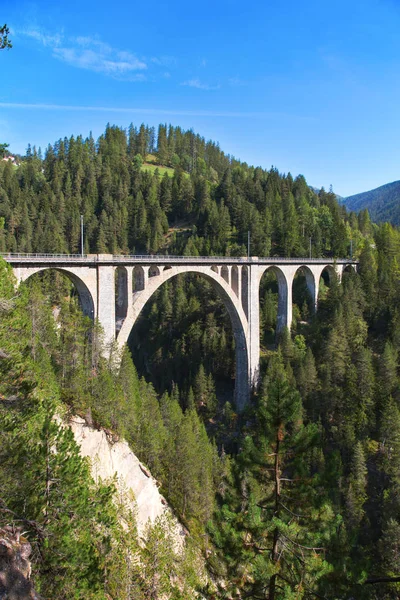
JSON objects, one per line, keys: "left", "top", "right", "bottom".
{"left": 70, "top": 416, "right": 186, "bottom": 541}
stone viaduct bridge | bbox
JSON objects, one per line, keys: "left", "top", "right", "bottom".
{"left": 3, "top": 254, "right": 357, "bottom": 410}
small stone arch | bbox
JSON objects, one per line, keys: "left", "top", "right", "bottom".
{"left": 115, "top": 266, "right": 128, "bottom": 333}
{"left": 133, "top": 266, "right": 145, "bottom": 292}
{"left": 320, "top": 264, "right": 337, "bottom": 287}
{"left": 231, "top": 265, "right": 239, "bottom": 298}
{"left": 211, "top": 265, "right": 219, "bottom": 274}
{"left": 293, "top": 265, "right": 317, "bottom": 313}
{"left": 221, "top": 265, "right": 230, "bottom": 284}
{"left": 19, "top": 267, "right": 95, "bottom": 319}
{"left": 241, "top": 265, "right": 249, "bottom": 317}
{"left": 343, "top": 263, "right": 356, "bottom": 275}
{"left": 260, "top": 265, "right": 289, "bottom": 333}
{"left": 149, "top": 265, "right": 161, "bottom": 277}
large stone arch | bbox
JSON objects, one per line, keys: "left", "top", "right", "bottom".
{"left": 16, "top": 266, "right": 96, "bottom": 319}
{"left": 117, "top": 265, "right": 250, "bottom": 410}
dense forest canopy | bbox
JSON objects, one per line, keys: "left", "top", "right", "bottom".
{"left": 344, "top": 179, "right": 400, "bottom": 226}
{"left": 0, "top": 123, "right": 365, "bottom": 258}
{"left": 2, "top": 123, "right": 400, "bottom": 598}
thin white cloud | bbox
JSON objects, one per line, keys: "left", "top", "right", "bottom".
{"left": 75, "top": 36, "right": 111, "bottom": 53}
{"left": 150, "top": 56, "right": 176, "bottom": 67}
{"left": 228, "top": 77, "right": 248, "bottom": 87}
{"left": 0, "top": 102, "right": 318, "bottom": 121}
{"left": 53, "top": 46, "right": 146, "bottom": 76}
{"left": 20, "top": 28, "right": 63, "bottom": 47}
{"left": 16, "top": 27, "right": 147, "bottom": 78}
{"left": 181, "top": 78, "right": 220, "bottom": 91}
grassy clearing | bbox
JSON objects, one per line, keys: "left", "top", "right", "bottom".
{"left": 145, "top": 153, "right": 160, "bottom": 164}
{"left": 141, "top": 163, "right": 175, "bottom": 177}
{"left": 141, "top": 154, "right": 189, "bottom": 178}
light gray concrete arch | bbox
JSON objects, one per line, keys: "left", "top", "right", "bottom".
{"left": 244, "top": 263, "right": 295, "bottom": 395}
{"left": 241, "top": 265, "right": 249, "bottom": 317}
{"left": 319, "top": 264, "right": 339, "bottom": 286}
{"left": 15, "top": 265, "right": 96, "bottom": 320}
{"left": 149, "top": 265, "right": 161, "bottom": 277}
{"left": 293, "top": 264, "right": 318, "bottom": 312}
{"left": 259, "top": 264, "right": 292, "bottom": 333}
{"left": 117, "top": 265, "right": 250, "bottom": 411}
{"left": 231, "top": 265, "right": 239, "bottom": 298}
{"left": 133, "top": 265, "right": 146, "bottom": 291}
{"left": 115, "top": 266, "right": 128, "bottom": 333}
{"left": 342, "top": 263, "right": 357, "bottom": 275}
{"left": 221, "top": 265, "right": 230, "bottom": 284}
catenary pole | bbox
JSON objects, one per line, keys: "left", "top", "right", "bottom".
{"left": 80, "top": 215, "right": 84, "bottom": 257}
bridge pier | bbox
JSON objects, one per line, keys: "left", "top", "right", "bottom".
{"left": 97, "top": 264, "right": 116, "bottom": 349}
{"left": 247, "top": 264, "right": 261, "bottom": 390}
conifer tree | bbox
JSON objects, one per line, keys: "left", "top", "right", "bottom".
{"left": 211, "top": 353, "right": 335, "bottom": 598}
{"left": 346, "top": 442, "right": 368, "bottom": 529}
{"left": 157, "top": 124, "right": 168, "bottom": 164}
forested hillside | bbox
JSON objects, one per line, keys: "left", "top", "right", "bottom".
{"left": 1, "top": 124, "right": 400, "bottom": 598}
{"left": 344, "top": 180, "right": 400, "bottom": 225}
{"left": 0, "top": 260, "right": 213, "bottom": 599}
{"left": 0, "top": 123, "right": 362, "bottom": 257}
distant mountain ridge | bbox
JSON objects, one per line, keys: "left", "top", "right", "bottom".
{"left": 343, "top": 180, "right": 400, "bottom": 225}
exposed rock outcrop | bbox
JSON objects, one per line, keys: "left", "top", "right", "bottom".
{"left": 69, "top": 416, "right": 186, "bottom": 542}
{"left": 0, "top": 527, "right": 41, "bottom": 600}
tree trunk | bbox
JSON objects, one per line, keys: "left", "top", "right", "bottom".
{"left": 269, "top": 431, "right": 281, "bottom": 600}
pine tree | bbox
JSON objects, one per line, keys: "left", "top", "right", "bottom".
{"left": 378, "top": 342, "right": 398, "bottom": 401}
{"left": 346, "top": 442, "right": 368, "bottom": 529}
{"left": 157, "top": 124, "right": 168, "bottom": 165}
{"left": 211, "top": 353, "right": 335, "bottom": 598}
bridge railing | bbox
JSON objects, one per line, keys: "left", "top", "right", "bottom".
{"left": 0, "top": 252, "right": 358, "bottom": 263}
{"left": 110, "top": 255, "right": 357, "bottom": 263}
{"left": 0, "top": 253, "right": 90, "bottom": 259}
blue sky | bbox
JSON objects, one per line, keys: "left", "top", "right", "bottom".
{"left": 1, "top": 0, "right": 400, "bottom": 196}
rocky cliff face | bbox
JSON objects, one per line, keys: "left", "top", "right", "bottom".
{"left": 69, "top": 416, "right": 186, "bottom": 542}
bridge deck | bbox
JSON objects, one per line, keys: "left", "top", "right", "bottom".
{"left": 1, "top": 253, "right": 358, "bottom": 266}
